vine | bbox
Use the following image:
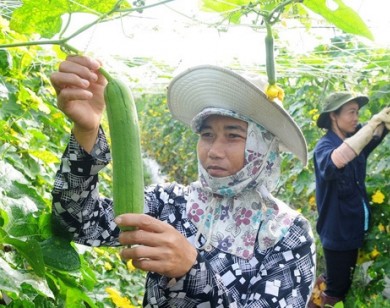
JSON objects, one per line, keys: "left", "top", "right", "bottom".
{"left": 0, "top": 0, "right": 174, "bottom": 52}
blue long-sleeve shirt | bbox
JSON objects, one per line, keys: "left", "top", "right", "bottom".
{"left": 313, "top": 125, "right": 387, "bottom": 250}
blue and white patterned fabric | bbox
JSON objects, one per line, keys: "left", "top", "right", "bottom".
{"left": 51, "top": 128, "right": 316, "bottom": 307}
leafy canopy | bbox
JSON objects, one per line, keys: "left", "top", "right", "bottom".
{"left": 10, "top": 0, "right": 130, "bottom": 38}
{"left": 201, "top": 0, "right": 373, "bottom": 40}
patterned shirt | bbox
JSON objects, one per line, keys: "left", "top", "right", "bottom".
{"left": 51, "top": 129, "right": 316, "bottom": 307}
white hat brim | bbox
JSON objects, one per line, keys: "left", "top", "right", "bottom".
{"left": 167, "top": 65, "right": 308, "bottom": 165}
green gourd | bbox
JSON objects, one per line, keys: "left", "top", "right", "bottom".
{"left": 265, "top": 23, "right": 276, "bottom": 86}
{"left": 100, "top": 68, "right": 145, "bottom": 228}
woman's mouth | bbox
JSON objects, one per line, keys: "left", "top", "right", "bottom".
{"left": 207, "top": 165, "right": 227, "bottom": 176}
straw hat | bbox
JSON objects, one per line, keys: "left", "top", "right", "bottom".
{"left": 317, "top": 92, "right": 369, "bottom": 129}
{"left": 167, "top": 65, "right": 308, "bottom": 165}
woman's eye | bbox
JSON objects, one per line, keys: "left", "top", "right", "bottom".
{"left": 229, "top": 133, "right": 245, "bottom": 139}
{"left": 201, "top": 132, "right": 212, "bottom": 138}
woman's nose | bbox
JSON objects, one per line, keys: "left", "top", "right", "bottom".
{"left": 208, "top": 139, "right": 225, "bottom": 159}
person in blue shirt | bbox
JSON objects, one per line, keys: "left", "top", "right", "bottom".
{"left": 312, "top": 92, "right": 389, "bottom": 307}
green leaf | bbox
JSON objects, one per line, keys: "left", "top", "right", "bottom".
{"left": 9, "top": 0, "right": 130, "bottom": 39}
{"left": 28, "top": 149, "right": 61, "bottom": 165}
{"left": 66, "top": 287, "right": 98, "bottom": 308}
{"left": 302, "top": 0, "right": 374, "bottom": 40}
{"left": 201, "top": 0, "right": 251, "bottom": 13}
{"left": 40, "top": 237, "right": 81, "bottom": 272}
{"left": 79, "top": 260, "right": 98, "bottom": 291}
{"left": 9, "top": 181, "right": 48, "bottom": 211}
{"left": 0, "top": 258, "right": 53, "bottom": 297}
{"left": 3, "top": 236, "right": 46, "bottom": 277}
{"left": 5, "top": 210, "right": 40, "bottom": 238}
{"left": 0, "top": 208, "right": 9, "bottom": 228}
{"left": 200, "top": 0, "right": 299, "bottom": 24}
{"left": 200, "top": 0, "right": 251, "bottom": 24}
{"left": 10, "top": 2, "right": 62, "bottom": 39}
{"left": 0, "top": 258, "right": 21, "bottom": 293}
{"left": 0, "top": 48, "right": 13, "bottom": 75}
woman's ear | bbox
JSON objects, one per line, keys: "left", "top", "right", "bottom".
{"left": 329, "top": 112, "right": 337, "bottom": 122}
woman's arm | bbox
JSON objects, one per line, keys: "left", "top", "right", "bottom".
{"left": 51, "top": 128, "right": 120, "bottom": 246}
{"left": 147, "top": 215, "right": 315, "bottom": 307}
{"left": 246, "top": 215, "right": 316, "bottom": 307}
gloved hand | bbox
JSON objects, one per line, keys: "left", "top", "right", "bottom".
{"left": 373, "top": 106, "right": 390, "bottom": 129}
{"left": 344, "top": 107, "right": 390, "bottom": 155}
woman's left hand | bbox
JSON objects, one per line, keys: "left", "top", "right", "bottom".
{"left": 115, "top": 214, "right": 198, "bottom": 278}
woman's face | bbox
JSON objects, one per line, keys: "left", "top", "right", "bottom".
{"left": 330, "top": 101, "right": 360, "bottom": 137}
{"left": 197, "top": 115, "right": 248, "bottom": 177}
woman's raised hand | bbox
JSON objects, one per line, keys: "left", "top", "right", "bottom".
{"left": 50, "top": 55, "right": 107, "bottom": 152}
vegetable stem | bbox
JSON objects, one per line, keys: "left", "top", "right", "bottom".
{"left": 98, "top": 67, "right": 113, "bottom": 81}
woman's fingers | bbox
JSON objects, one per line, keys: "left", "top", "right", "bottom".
{"left": 116, "top": 214, "right": 198, "bottom": 278}
{"left": 118, "top": 227, "right": 176, "bottom": 248}
{"left": 115, "top": 213, "right": 169, "bottom": 234}
{"left": 126, "top": 247, "right": 174, "bottom": 276}
{"left": 60, "top": 55, "right": 100, "bottom": 78}
{"left": 121, "top": 243, "right": 196, "bottom": 278}
{"left": 121, "top": 244, "right": 162, "bottom": 261}
{"left": 57, "top": 86, "right": 93, "bottom": 104}
{"left": 50, "top": 56, "right": 101, "bottom": 94}
{"left": 117, "top": 215, "right": 177, "bottom": 248}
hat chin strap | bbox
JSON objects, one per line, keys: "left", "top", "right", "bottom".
{"left": 333, "top": 119, "right": 350, "bottom": 140}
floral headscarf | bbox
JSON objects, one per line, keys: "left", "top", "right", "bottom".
{"left": 187, "top": 108, "right": 294, "bottom": 259}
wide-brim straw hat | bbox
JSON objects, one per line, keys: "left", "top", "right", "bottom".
{"left": 167, "top": 65, "right": 308, "bottom": 165}
{"left": 317, "top": 92, "right": 369, "bottom": 128}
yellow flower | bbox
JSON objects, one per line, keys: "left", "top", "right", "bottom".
{"left": 127, "top": 259, "right": 136, "bottom": 272}
{"left": 104, "top": 262, "right": 113, "bottom": 271}
{"left": 308, "top": 195, "right": 317, "bottom": 210}
{"left": 52, "top": 111, "right": 63, "bottom": 119}
{"left": 94, "top": 247, "right": 107, "bottom": 256}
{"left": 378, "top": 223, "right": 385, "bottom": 233}
{"left": 370, "top": 247, "right": 380, "bottom": 260}
{"left": 310, "top": 280, "right": 327, "bottom": 306}
{"left": 371, "top": 190, "right": 385, "bottom": 204}
{"left": 357, "top": 249, "right": 370, "bottom": 265}
{"left": 115, "top": 252, "right": 122, "bottom": 261}
{"left": 105, "top": 287, "right": 135, "bottom": 308}
{"left": 265, "top": 84, "right": 285, "bottom": 102}
{"left": 106, "top": 287, "right": 118, "bottom": 296}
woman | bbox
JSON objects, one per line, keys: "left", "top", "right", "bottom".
{"left": 50, "top": 56, "right": 316, "bottom": 307}
{"left": 312, "top": 92, "right": 389, "bottom": 307}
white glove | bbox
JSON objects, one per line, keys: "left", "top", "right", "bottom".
{"left": 373, "top": 107, "right": 390, "bottom": 129}
{"left": 344, "top": 107, "right": 389, "bottom": 155}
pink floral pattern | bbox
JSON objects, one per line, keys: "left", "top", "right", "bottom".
{"left": 234, "top": 208, "right": 252, "bottom": 227}
{"left": 188, "top": 203, "right": 204, "bottom": 223}
{"left": 242, "top": 230, "right": 256, "bottom": 247}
